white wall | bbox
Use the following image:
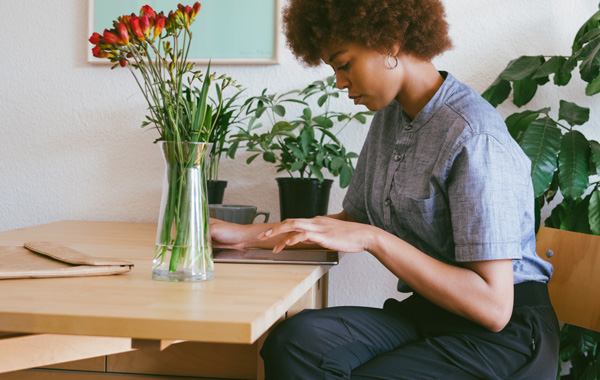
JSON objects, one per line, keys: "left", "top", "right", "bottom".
{"left": 1, "top": 0, "right": 599, "bottom": 307}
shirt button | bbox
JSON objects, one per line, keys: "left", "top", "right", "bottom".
{"left": 384, "top": 198, "right": 392, "bottom": 206}
{"left": 394, "top": 154, "right": 404, "bottom": 162}
{"left": 405, "top": 125, "right": 413, "bottom": 131}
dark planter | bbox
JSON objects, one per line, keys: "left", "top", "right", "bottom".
{"left": 207, "top": 180, "right": 227, "bottom": 204}
{"left": 276, "top": 177, "right": 333, "bottom": 221}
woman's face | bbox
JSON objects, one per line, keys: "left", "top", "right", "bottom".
{"left": 323, "top": 42, "right": 402, "bottom": 111}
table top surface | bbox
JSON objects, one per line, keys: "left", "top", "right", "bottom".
{"left": 0, "top": 221, "right": 330, "bottom": 344}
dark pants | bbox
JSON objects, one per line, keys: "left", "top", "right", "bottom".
{"left": 260, "top": 282, "right": 559, "bottom": 380}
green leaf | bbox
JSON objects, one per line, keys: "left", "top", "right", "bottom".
{"left": 481, "top": 77, "right": 511, "bottom": 107}
{"left": 558, "top": 130, "right": 590, "bottom": 201}
{"left": 572, "top": 9, "right": 600, "bottom": 52}
{"left": 246, "top": 153, "right": 259, "bottom": 164}
{"left": 559, "top": 198, "right": 592, "bottom": 234}
{"left": 263, "top": 151, "right": 277, "bottom": 163}
{"left": 558, "top": 100, "right": 590, "bottom": 126}
{"left": 504, "top": 108, "right": 550, "bottom": 141}
{"left": 499, "top": 56, "right": 544, "bottom": 81}
{"left": 273, "top": 104, "right": 286, "bottom": 117}
{"left": 300, "top": 129, "right": 312, "bottom": 155}
{"left": 331, "top": 157, "right": 345, "bottom": 171}
{"left": 533, "top": 56, "right": 565, "bottom": 79}
{"left": 290, "top": 160, "right": 304, "bottom": 172}
{"left": 512, "top": 76, "right": 538, "bottom": 107}
{"left": 519, "top": 118, "right": 562, "bottom": 197}
{"left": 589, "top": 140, "right": 600, "bottom": 174}
{"left": 318, "top": 94, "right": 328, "bottom": 107}
{"left": 555, "top": 57, "right": 577, "bottom": 86}
{"left": 308, "top": 164, "right": 324, "bottom": 182}
{"left": 589, "top": 189, "right": 600, "bottom": 235}
{"left": 340, "top": 165, "right": 353, "bottom": 188}
{"left": 578, "top": 35, "right": 600, "bottom": 82}
{"left": 585, "top": 72, "right": 600, "bottom": 95}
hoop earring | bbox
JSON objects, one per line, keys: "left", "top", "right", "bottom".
{"left": 387, "top": 53, "right": 399, "bottom": 69}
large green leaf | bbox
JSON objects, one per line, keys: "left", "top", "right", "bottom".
{"left": 585, "top": 72, "right": 600, "bottom": 95}
{"left": 558, "top": 100, "right": 590, "bottom": 126}
{"left": 481, "top": 77, "right": 511, "bottom": 107}
{"left": 499, "top": 56, "right": 544, "bottom": 81}
{"left": 558, "top": 130, "right": 590, "bottom": 201}
{"left": 589, "top": 140, "right": 600, "bottom": 174}
{"left": 512, "top": 76, "right": 538, "bottom": 107}
{"left": 559, "top": 197, "right": 591, "bottom": 234}
{"left": 577, "top": 35, "right": 600, "bottom": 82}
{"left": 505, "top": 109, "right": 550, "bottom": 141}
{"left": 572, "top": 9, "right": 600, "bottom": 52}
{"left": 555, "top": 56, "right": 577, "bottom": 86}
{"left": 519, "top": 118, "right": 562, "bottom": 197}
{"left": 589, "top": 189, "right": 600, "bottom": 235}
{"left": 533, "top": 56, "right": 566, "bottom": 80}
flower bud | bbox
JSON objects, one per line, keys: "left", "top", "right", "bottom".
{"left": 140, "top": 5, "right": 156, "bottom": 19}
{"left": 141, "top": 15, "right": 151, "bottom": 37}
{"left": 118, "top": 21, "right": 130, "bottom": 45}
{"left": 103, "top": 29, "right": 121, "bottom": 45}
{"left": 119, "top": 59, "right": 128, "bottom": 67}
{"left": 130, "top": 16, "right": 145, "bottom": 40}
{"left": 89, "top": 32, "right": 101, "bottom": 45}
{"left": 153, "top": 15, "right": 166, "bottom": 40}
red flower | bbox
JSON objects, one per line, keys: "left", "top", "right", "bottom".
{"left": 141, "top": 15, "right": 151, "bottom": 37}
{"left": 118, "top": 21, "right": 130, "bottom": 45}
{"left": 153, "top": 15, "right": 166, "bottom": 40}
{"left": 140, "top": 5, "right": 155, "bottom": 19}
{"left": 92, "top": 45, "right": 108, "bottom": 58}
{"left": 130, "top": 16, "right": 145, "bottom": 40}
{"left": 89, "top": 32, "right": 101, "bottom": 45}
{"left": 191, "top": 2, "right": 201, "bottom": 19}
{"left": 119, "top": 60, "right": 128, "bottom": 67}
{"left": 103, "top": 29, "right": 121, "bottom": 44}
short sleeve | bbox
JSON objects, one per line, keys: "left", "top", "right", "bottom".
{"left": 448, "top": 133, "right": 528, "bottom": 262}
{"left": 342, "top": 135, "right": 371, "bottom": 224}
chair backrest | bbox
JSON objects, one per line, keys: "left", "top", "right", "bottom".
{"left": 537, "top": 227, "right": 600, "bottom": 332}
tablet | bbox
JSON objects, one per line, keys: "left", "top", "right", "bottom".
{"left": 213, "top": 248, "right": 338, "bottom": 265}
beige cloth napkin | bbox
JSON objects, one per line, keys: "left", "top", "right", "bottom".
{"left": 0, "top": 242, "right": 134, "bottom": 279}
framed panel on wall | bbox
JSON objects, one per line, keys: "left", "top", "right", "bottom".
{"left": 88, "top": 0, "right": 280, "bottom": 65}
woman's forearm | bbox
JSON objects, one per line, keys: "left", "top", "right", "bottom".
{"left": 365, "top": 226, "right": 514, "bottom": 332}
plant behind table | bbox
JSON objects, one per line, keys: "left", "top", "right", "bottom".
{"left": 482, "top": 4, "right": 600, "bottom": 377}
{"left": 234, "top": 76, "right": 374, "bottom": 188}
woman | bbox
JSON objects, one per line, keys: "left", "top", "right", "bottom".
{"left": 210, "top": 0, "right": 560, "bottom": 378}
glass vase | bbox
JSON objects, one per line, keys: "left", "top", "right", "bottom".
{"left": 153, "top": 141, "right": 214, "bottom": 281}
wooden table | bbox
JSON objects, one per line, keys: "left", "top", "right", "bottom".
{"left": 0, "top": 221, "right": 332, "bottom": 380}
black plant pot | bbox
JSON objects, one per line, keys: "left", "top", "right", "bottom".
{"left": 276, "top": 177, "right": 333, "bottom": 221}
{"left": 207, "top": 180, "right": 227, "bottom": 204}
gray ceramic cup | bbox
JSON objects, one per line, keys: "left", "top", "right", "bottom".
{"left": 209, "top": 204, "right": 270, "bottom": 225}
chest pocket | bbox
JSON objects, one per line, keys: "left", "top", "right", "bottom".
{"left": 391, "top": 190, "right": 453, "bottom": 259}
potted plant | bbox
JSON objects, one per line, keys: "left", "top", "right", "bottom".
{"left": 234, "top": 76, "right": 373, "bottom": 220}
{"left": 482, "top": 4, "right": 600, "bottom": 377}
{"left": 89, "top": 3, "right": 238, "bottom": 281}
{"left": 203, "top": 85, "right": 245, "bottom": 204}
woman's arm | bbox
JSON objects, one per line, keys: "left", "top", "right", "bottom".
{"left": 210, "top": 210, "right": 356, "bottom": 250}
{"left": 259, "top": 216, "right": 514, "bottom": 332}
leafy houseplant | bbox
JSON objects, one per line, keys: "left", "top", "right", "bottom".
{"left": 482, "top": 4, "right": 600, "bottom": 378}
{"left": 89, "top": 3, "right": 238, "bottom": 281}
{"left": 204, "top": 85, "right": 245, "bottom": 204}
{"left": 234, "top": 76, "right": 373, "bottom": 219}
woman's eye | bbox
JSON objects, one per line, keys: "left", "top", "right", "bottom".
{"left": 338, "top": 62, "right": 349, "bottom": 71}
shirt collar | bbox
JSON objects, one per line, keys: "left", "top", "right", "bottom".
{"left": 398, "top": 71, "right": 458, "bottom": 130}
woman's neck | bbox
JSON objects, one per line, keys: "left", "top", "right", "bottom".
{"left": 395, "top": 57, "right": 444, "bottom": 120}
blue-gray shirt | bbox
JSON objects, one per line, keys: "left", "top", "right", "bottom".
{"left": 343, "top": 72, "right": 553, "bottom": 292}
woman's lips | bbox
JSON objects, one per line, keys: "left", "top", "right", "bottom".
{"left": 352, "top": 96, "right": 362, "bottom": 105}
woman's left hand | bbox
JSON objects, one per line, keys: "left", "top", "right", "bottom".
{"left": 257, "top": 216, "right": 374, "bottom": 253}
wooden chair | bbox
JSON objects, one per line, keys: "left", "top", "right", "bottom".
{"left": 537, "top": 226, "right": 600, "bottom": 332}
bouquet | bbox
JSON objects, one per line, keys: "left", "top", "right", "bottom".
{"left": 89, "top": 3, "right": 237, "bottom": 280}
